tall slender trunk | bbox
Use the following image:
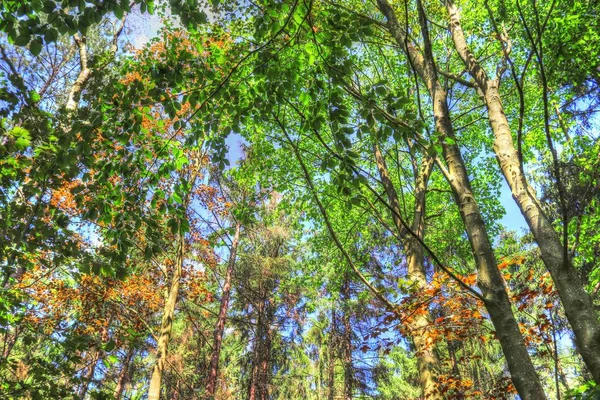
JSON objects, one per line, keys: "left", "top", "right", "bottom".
{"left": 251, "top": 284, "right": 275, "bottom": 400}
{"left": 114, "top": 347, "right": 134, "bottom": 400}
{"left": 249, "top": 290, "right": 264, "bottom": 400}
{"left": 258, "top": 306, "right": 274, "bottom": 400}
{"left": 341, "top": 276, "right": 353, "bottom": 400}
{"left": 328, "top": 310, "right": 336, "bottom": 400}
{"left": 254, "top": 232, "right": 280, "bottom": 400}
{"left": 375, "top": 1, "right": 546, "bottom": 398}
{"left": 373, "top": 143, "right": 442, "bottom": 399}
{"left": 446, "top": 2, "right": 600, "bottom": 382}
{"left": 206, "top": 222, "right": 242, "bottom": 398}
{"left": 249, "top": 352, "right": 259, "bottom": 400}
{"left": 318, "top": 330, "right": 324, "bottom": 400}
{"left": 148, "top": 234, "right": 185, "bottom": 400}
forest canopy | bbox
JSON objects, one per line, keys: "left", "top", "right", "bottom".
{"left": 1, "top": 0, "right": 600, "bottom": 399}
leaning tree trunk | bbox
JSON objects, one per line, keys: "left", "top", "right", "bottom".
{"left": 206, "top": 221, "right": 242, "bottom": 397}
{"left": 446, "top": 1, "right": 600, "bottom": 382}
{"left": 373, "top": 143, "right": 442, "bottom": 399}
{"left": 147, "top": 234, "right": 185, "bottom": 400}
{"left": 375, "top": 0, "right": 547, "bottom": 398}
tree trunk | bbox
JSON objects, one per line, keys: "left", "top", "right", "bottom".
{"left": 64, "top": 36, "right": 92, "bottom": 111}
{"left": 249, "top": 291, "right": 264, "bottom": 400}
{"left": 318, "top": 330, "right": 324, "bottom": 400}
{"left": 79, "top": 350, "right": 99, "bottom": 399}
{"left": 375, "top": 1, "right": 547, "bottom": 398}
{"left": 114, "top": 347, "right": 134, "bottom": 400}
{"left": 446, "top": 1, "right": 600, "bottom": 382}
{"left": 373, "top": 143, "right": 442, "bottom": 399}
{"left": 258, "top": 309, "right": 273, "bottom": 400}
{"left": 206, "top": 222, "right": 242, "bottom": 398}
{"left": 249, "top": 354, "right": 259, "bottom": 400}
{"left": 328, "top": 310, "right": 336, "bottom": 400}
{"left": 341, "top": 276, "right": 353, "bottom": 400}
{"left": 252, "top": 286, "right": 275, "bottom": 400}
{"left": 66, "top": 18, "right": 126, "bottom": 111}
{"left": 148, "top": 234, "right": 185, "bottom": 400}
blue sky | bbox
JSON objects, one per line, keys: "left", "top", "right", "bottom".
{"left": 499, "top": 180, "right": 527, "bottom": 232}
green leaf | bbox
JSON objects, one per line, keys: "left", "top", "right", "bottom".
{"left": 29, "top": 90, "right": 41, "bottom": 103}
{"left": 193, "top": 11, "right": 207, "bottom": 24}
{"left": 44, "top": 28, "right": 58, "bottom": 43}
{"left": 14, "top": 35, "right": 30, "bottom": 46}
{"left": 172, "top": 192, "right": 183, "bottom": 204}
{"left": 29, "top": 38, "right": 42, "bottom": 56}
{"left": 299, "top": 92, "right": 310, "bottom": 106}
{"left": 114, "top": 5, "right": 124, "bottom": 19}
{"left": 444, "top": 137, "right": 456, "bottom": 145}
{"left": 147, "top": 0, "right": 156, "bottom": 14}
{"left": 10, "top": 127, "right": 31, "bottom": 150}
{"left": 42, "top": 1, "right": 55, "bottom": 12}
{"left": 107, "top": 354, "right": 119, "bottom": 365}
{"left": 104, "top": 340, "right": 116, "bottom": 352}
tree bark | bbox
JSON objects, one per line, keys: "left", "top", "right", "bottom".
{"left": 249, "top": 288, "right": 264, "bottom": 400}
{"left": 258, "top": 307, "right": 273, "bottom": 400}
{"left": 114, "top": 347, "right": 134, "bottom": 400}
{"left": 206, "top": 221, "right": 242, "bottom": 398}
{"left": 373, "top": 143, "right": 442, "bottom": 399}
{"left": 341, "top": 275, "right": 353, "bottom": 400}
{"left": 375, "top": 1, "right": 547, "bottom": 398}
{"left": 147, "top": 234, "right": 185, "bottom": 400}
{"left": 251, "top": 285, "right": 275, "bottom": 400}
{"left": 328, "top": 310, "right": 336, "bottom": 400}
{"left": 65, "top": 34, "right": 91, "bottom": 112}
{"left": 78, "top": 350, "right": 99, "bottom": 399}
{"left": 66, "top": 17, "right": 126, "bottom": 111}
{"left": 446, "top": 1, "right": 600, "bottom": 383}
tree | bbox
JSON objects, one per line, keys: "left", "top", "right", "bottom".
{"left": 1, "top": 0, "right": 599, "bottom": 398}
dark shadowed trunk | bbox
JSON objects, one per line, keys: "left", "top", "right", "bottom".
{"left": 249, "top": 289, "right": 274, "bottom": 400}
{"left": 114, "top": 347, "right": 134, "bottom": 400}
{"left": 328, "top": 309, "right": 336, "bottom": 400}
{"left": 341, "top": 275, "right": 353, "bottom": 400}
{"left": 206, "top": 221, "right": 242, "bottom": 397}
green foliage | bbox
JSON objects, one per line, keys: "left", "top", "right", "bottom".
{"left": 567, "top": 381, "right": 600, "bottom": 400}
{"left": 1, "top": 0, "right": 599, "bottom": 398}
{"left": 0, "top": 0, "right": 212, "bottom": 54}
{"left": 375, "top": 347, "right": 421, "bottom": 399}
